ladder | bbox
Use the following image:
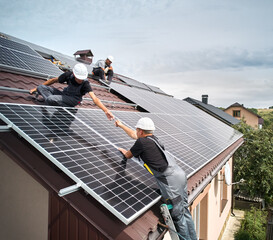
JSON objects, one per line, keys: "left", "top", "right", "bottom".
{"left": 160, "top": 204, "right": 180, "bottom": 240}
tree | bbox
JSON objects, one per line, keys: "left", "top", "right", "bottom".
{"left": 233, "top": 121, "right": 273, "bottom": 206}
{"left": 235, "top": 207, "right": 267, "bottom": 240}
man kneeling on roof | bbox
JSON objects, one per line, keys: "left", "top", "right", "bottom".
{"left": 115, "top": 117, "right": 197, "bottom": 240}
{"left": 29, "top": 63, "right": 114, "bottom": 120}
{"left": 92, "top": 56, "right": 114, "bottom": 84}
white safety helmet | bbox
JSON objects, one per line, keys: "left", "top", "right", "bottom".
{"left": 107, "top": 55, "right": 114, "bottom": 63}
{"left": 135, "top": 117, "right": 155, "bottom": 131}
{"left": 73, "top": 63, "right": 88, "bottom": 80}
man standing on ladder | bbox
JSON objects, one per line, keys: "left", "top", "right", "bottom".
{"left": 115, "top": 117, "right": 197, "bottom": 240}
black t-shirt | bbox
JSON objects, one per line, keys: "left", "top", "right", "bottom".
{"left": 58, "top": 71, "right": 92, "bottom": 96}
{"left": 130, "top": 135, "right": 168, "bottom": 172}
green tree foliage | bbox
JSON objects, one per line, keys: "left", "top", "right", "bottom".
{"left": 234, "top": 207, "right": 267, "bottom": 240}
{"left": 247, "top": 108, "right": 258, "bottom": 115}
{"left": 258, "top": 109, "right": 273, "bottom": 129}
{"left": 233, "top": 121, "right": 273, "bottom": 205}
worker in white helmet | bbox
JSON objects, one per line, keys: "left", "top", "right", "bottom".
{"left": 29, "top": 63, "right": 113, "bottom": 120}
{"left": 115, "top": 117, "right": 197, "bottom": 240}
{"left": 92, "top": 56, "right": 114, "bottom": 84}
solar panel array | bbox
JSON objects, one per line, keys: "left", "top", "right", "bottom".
{"left": 0, "top": 103, "right": 242, "bottom": 224}
{"left": 0, "top": 37, "right": 62, "bottom": 77}
{"left": 0, "top": 103, "right": 159, "bottom": 225}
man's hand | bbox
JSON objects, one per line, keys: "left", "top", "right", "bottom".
{"left": 118, "top": 148, "right": 133, "bottom": 159}
{"left": 29, "top": 88, "right": 37, "bottom": 94}
{"left": 118, "top": 148, "right": 127, "bottom": 156}
{"left": 115, "top": 119, "right": 123, "bottom": 128}
{"left": 105, "top": 110, "right": 114, "bottom": 120}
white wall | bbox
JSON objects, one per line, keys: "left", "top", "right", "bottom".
{"left": 0, "top": 151, "right": 48, "bottom": 240}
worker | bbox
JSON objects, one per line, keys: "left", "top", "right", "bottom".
{"left": 92, "top": 56, "right": 114, "bottom": 84}
{"left": 29, "top": 63, "right": 114, "bottom": 120}
{"left": 115, "top": 117, "right": 197, "bottom": 240}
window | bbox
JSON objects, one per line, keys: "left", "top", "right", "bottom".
{"left": 233, "top": 110, "right": 241, "bottom": 117}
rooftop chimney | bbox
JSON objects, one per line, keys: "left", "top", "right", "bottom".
{"left": 202, "top": 95, "right": 208, "bottom": 104}
{"left": 73, "top": 50, "right": 93, "bottom": 65}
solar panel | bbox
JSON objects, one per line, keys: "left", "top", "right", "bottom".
{"left": 0, "top": 37, "right": 40, "bottom": 57}
{"left": 110, "top": 82, "right": 205, "bottom": 115}
{"left": 0, "top": 46, "right": 32, "bottom": 70}
{"left": 0, "top": 103, "right": 160, "bottom": 225}
{"left": 144, "top": 83, "right": 169, "bottom": 95}
{"left": 11, "top": 50, "right": 62, "bottom": 76}
{"left": 0, "top": 38, "right": 62, "bottom": 77}
{"left": 116, "top": 75, "right": 151, "bottom": 91}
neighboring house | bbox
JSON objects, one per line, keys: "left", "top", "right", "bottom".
{"left": 184, "top": 95, "right": 240, "bottom": 126}
{"left": 224, "top": 102, "right": 264, "bottom": 129}
{"left": 0, "top": 33, "right": 244, "bottom": 240}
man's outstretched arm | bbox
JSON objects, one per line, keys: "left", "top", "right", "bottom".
{"left": 88, "top": 91, "right": 114, "bottom": 120}
{"left": 115, "top": 120, "right": 137, "bottom": 139}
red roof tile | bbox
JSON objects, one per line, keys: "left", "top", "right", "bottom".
{"left": 0, "top": 71, "right": 137, "bottom": 112}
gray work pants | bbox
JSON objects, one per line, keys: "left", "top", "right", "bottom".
{"left": 153, "top": 166, "right": 197, "bottom": 240}
{"left": 37, "top": 85, "right": 80, "bottom": 107}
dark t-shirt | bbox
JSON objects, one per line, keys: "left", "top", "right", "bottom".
{"left": 130, "top": 135, "right": 168, "bottom": 172}
{"left": 58, "top": 71, "right": 92, "bottom": 96}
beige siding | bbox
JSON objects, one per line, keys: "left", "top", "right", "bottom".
{"left": 0, "top": 151, "right": 48, "bottom": 240}
{"left": 225, "top": 107, "right": 259, "bottom": 128}
{"left": 191, "top": 158, "right": 233, "bottom": 240}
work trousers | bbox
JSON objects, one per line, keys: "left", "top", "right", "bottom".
{"left": 37, "top": 85, "right": 80, "bottom": 107}
{"left": 153, "top": 166, "right": 197, "bottom": 240}
{"left": 92, "top": 68, "right": 113, "bottom": 84}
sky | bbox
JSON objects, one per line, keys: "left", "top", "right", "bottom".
{"left": 0, "top": 0, "right": 273, "bottom": 108}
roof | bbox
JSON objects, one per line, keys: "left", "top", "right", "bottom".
{"left": 184, "top": 97, "right": 240, "bottom": 125}
{"left": 0, "top": 71, "right": 137, "bottom": 112}
{"left": 0, "top": 32, "right": 244, "bottom": 239}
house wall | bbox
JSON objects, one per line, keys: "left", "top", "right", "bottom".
{"left": 0, "top": 150, "right": 49, "bottom": 240}
{"left": 225, "top": 107, "right": 258, "bottom": 128}
{"left": 191, "top": 158, "right": 233, "bottom": 240}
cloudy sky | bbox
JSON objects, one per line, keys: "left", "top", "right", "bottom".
{"left": 0, "top": 0, "right": 272, "bottom": 108}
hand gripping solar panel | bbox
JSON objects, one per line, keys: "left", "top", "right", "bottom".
{"left": 0, "top": 103, "right": 160, "bottom": 225}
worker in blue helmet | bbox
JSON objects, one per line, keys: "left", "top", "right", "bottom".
{"left": 30, "top": 63, "right": 113, "bottom": 120}
{"left": 115, "top": 117, "right": 197, "bottom": 240}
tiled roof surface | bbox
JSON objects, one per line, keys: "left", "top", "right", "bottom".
{"left": 0, "top": 71, "right": 137, "bottom": 112}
